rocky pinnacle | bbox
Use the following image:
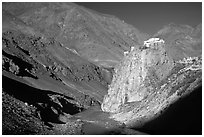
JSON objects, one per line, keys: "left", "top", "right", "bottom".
{"left": 101, "top": 38, "right": 202, "bottom": 127}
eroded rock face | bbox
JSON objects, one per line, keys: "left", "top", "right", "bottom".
{"left": 101, "top": 38, "right": 202, "bottom": 127}
{"left": 102, "top": 38, "right": 173, "bottom": 113}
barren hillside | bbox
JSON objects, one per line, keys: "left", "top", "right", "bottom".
{"left": 2, "top": 2, "right": 201, "bottom": 135}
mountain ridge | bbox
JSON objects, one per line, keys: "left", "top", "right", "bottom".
{"left": 2, "top": 2, "right": 202, "bottom": 135}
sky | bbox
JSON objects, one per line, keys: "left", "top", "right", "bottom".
{"left": 76, "top": 2, "right": 202, "bottom": 35}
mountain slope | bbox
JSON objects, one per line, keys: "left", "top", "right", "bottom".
{"left": 2, "top": 2, "right": 201, "bottom": 135}
{"left": 153, "top": 23, "right": 202, "bottom": 61}
{"left": 3, "top": 2, "right": 149, "bottom": 68}
{"left": 2, "top": 2, "right": 149, "bottom": 135}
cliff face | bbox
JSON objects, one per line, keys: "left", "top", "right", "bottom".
{"left": 102, "top": 38, "right": 173, "bottom": 112}
{"left": 101, "top": 37, "right": 202, "bottom": 127}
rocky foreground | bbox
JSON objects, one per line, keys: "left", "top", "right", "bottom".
{"left": 2, "top": 2, "right": 202, "bottom": 135}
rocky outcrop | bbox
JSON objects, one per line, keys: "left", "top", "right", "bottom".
{"left": 101, "top": 38, "right": 202, "bottom": 127}
{"left": 102, "top": 38, "right": 173, "bottom": 112}
{"left": 2, "top": 2, "right": 201, "bottom": 134}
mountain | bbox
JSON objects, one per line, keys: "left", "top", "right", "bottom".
{"left": 2, "top": 2, "right": 201, "bottom": 135}
{"left": 3, "top": 2, "right": 149, "bottom": 68}
{"left": 153, "top": 23, "right": 202, "bottom": 61}
{"left": 2, "top": 2, "right": 149, "bottom": 135}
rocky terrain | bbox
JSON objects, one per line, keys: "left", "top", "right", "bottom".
{"left": 102, "top": 38, "right": 201, "bottom": 126}
{"left": 2, "top": 2, "right": 202, "bottom": 135}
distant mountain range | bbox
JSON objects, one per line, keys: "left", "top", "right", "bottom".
{"left": 2, "top": 2, "right": 202, "bottom": 135}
